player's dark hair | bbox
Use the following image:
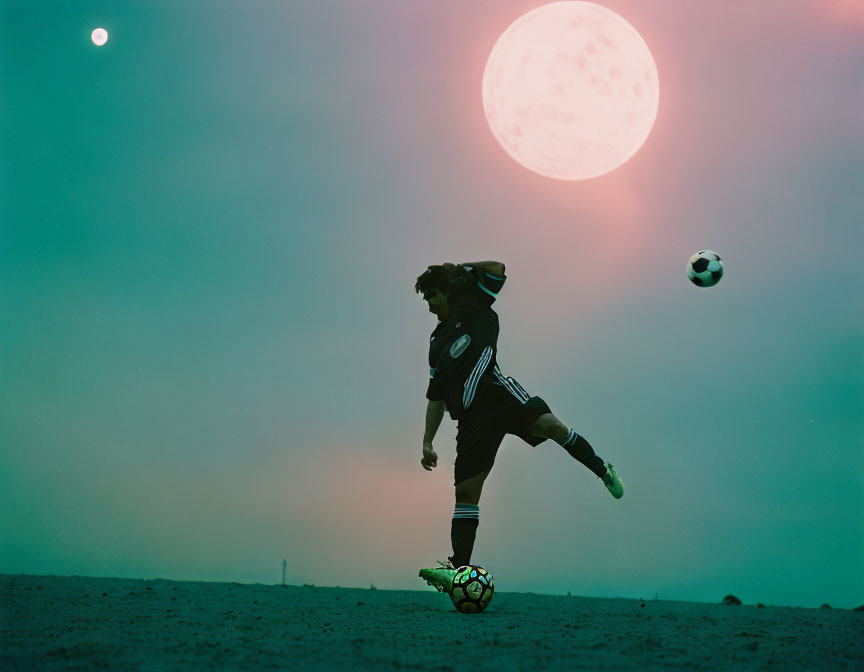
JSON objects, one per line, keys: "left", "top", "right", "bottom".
{"left": 415, "top": 265, "right": 447, "bottom": 297}
{"left": 414, "top": 263, "right": 470, "bottom": 299}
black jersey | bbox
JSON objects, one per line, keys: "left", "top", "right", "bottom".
{"left": 426, "top": 267, "right": 507, "bottom": 420}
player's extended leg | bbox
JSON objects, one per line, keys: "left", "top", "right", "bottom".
{"left": 530, "top": 413, "right": 624, "bottom": 498}
{"left": 450, "top": 469, "right": 488, "bottom": 568}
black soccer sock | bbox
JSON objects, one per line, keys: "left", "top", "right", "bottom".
{"left": 450, "top": 504, "right": 480, "bottom": 568}
{"left": 561, "top": 429, "right": 607, "bottom": 478}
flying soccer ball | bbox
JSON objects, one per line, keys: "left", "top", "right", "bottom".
{"left": 450, "top": 565, "right": 494, "bottom": 613}
{"left": 686, "top": 250, "right": 724, "bottom": 288}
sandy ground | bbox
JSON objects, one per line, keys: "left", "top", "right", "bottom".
{"left": 1, "top": 574, "right": 862, "bottom": 671}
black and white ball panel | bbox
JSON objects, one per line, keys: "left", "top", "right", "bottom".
{"left": 687, "top": 250, "right": 724, "bottom": 288}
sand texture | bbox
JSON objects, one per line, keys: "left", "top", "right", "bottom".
{"left": 1, "top": 574, "right": 862, "bottom": 671}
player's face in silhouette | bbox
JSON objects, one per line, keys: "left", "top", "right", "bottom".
{"left": 423, "top": 288, "right": 449, "bottom": 320}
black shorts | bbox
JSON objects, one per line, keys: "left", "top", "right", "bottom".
{"left": 453, "top": 382, "right": 552, "bottom": 486}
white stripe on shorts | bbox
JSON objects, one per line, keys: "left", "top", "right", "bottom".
{"left": 493, "top": 365, "right": 529, "bottom": 403}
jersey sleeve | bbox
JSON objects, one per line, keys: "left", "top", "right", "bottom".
{"left": 426, "top": 367, "right": 445, "bottom": 401}
{"left": 449, "top": 267, "right": 506, "bottom": 317}
{"left": 461, "top": 265, "right": 506, "bottom": 304}
{"left": 476, "top": 268, "right": 506, "bottom": 301}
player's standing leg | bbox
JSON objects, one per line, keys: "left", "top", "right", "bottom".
{"left": 530, "top": 413, "right": 624, "bottom": 498}
{"left": 419, "top": 468, "right": 489, "bottom": 593}
{"left": 450, "top": 469, "right": 488, "bottom": 567}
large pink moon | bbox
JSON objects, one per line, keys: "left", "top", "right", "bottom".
{"left": 482, "top": 1, "right": 659, "bottom": 181}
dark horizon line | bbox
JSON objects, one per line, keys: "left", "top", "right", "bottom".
{"left": 3, "top": 572, "right": 860, "bottom": 612}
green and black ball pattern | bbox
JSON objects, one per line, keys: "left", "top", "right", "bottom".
{"left": 450, "top": 565, "right": 495, "bottom": 613}
{"left": 686, "top": 250, "right": 724, "bottom": 287}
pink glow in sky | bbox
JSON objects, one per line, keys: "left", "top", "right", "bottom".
{"left": 821, "top": 0, "right": 864, "bottom": 27}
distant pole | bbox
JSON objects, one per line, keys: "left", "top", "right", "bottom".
{"left": 281, "top": 560, "right": 286, "bottom": 587}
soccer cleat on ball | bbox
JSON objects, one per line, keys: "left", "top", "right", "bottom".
{"left": 450, "top": 565, "right": 495, "bottom": 613}
{"left": 419, "top": 560, "right": 457, "bottom": 594}
{"left": 686, "top": 250, "right": 724, "bottom": 288}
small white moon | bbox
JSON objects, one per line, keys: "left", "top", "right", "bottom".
{"left": 91, "top": 28, "right": 109, "bottom": 47}
{"left": 482, "top": 1, "right": 659, "bottom": 181}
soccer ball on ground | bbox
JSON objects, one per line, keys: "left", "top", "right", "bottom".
{"left": 686, "top": 250, "right": 724, "bottom": 287}
{"left": 450, "top": 565, "right": 494, "bottom": 613}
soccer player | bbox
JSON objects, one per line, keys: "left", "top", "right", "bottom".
{"left": 415, "top": 261, "right": 624, "bottom": 594}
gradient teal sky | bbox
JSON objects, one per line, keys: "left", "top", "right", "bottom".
{"left": 1, "top": 1, "right": 862, "bottom": 609}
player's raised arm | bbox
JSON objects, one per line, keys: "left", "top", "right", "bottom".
{"left": 461, "top": 261, "right": 507, "bottom": 301}
{"left": 461, "top": 260, "right": 505, "bottom": 276}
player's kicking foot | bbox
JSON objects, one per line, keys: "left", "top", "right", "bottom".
{"left": 601, "top": 462, "right": 624, "bottom": 499}
{"left": 419, "top": 559, "right": 456, "bottom": 594}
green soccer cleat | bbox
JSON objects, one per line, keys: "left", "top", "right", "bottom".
{"left": 419, "top": 560, "right": 457, "bottom": 594}
{"left": 601, "top": 462, "right": 624, "bottom": 499}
